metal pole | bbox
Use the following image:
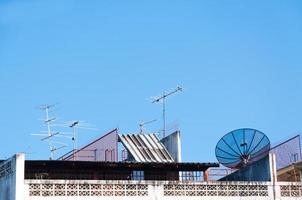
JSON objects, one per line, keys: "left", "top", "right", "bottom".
{"left": 73, "top": 126, "right": 76, "bottom": 161}
{"left": 151, "top": 86, "right": 182, "bottom": 139}
{"left": 45, "top": 107, "right": 54, "bottom": 160}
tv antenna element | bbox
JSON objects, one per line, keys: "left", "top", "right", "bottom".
{"left": 151, "top": 86, "right": 182, "bottom": 138}
{"left": 139, "top": 119, "right": 157, "bottom": 134}
{"left": 32, "top": 104, "right": 66, "bottom": 160}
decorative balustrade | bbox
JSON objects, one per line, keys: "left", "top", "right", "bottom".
{"left": 28, "top": 181, "right": 148, "bottom": 197}
{"left": 280, "top": 184, "right": 302, "bottom": 197}
{"left": 163, "top": 183, "right": 269, "bottom": 196}
{"left": 26, "top": 180, "right": 302, "bottom": 199}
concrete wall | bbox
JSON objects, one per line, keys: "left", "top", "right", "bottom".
{"left": 161, "top": 131, "right": 181, "bottom": 162}
{"left": 220, "top": 153, "right": 276, "bottom": 182}
{"left": 0, "top": 154, "right": 24, "bottom": 200}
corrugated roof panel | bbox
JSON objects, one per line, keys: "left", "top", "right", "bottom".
{"left": 138, "top": 135, "right": 158, "bottom": 161}
{"left": 135, "top": 135, "right": 155, "bottom": 162}
{"left": 131, "top": 135, "right": 152, "bottom": 162}
{"left": 120, "top": 135, "right": 142, "bottom": 162}
{"left": 142, "top": 134, "right": 163, "bottom": 162}
{"left": 146, "top": 135, "right": 167, "bottom": 162}
{"left": 148, "top": 134, "right": 173, "bottom": 162}
{"left": 118, "top": 133, "right": 174, "bottom": 163}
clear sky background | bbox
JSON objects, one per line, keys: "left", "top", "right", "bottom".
{"left": 0, "top": 1, "right": 302, "bottom": 162}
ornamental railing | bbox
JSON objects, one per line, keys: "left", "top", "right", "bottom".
{"left": 25, "top": 179, "right": 302, "bottom": 199}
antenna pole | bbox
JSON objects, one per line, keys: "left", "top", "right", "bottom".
{"left": 72, "top": 126, "right": 76, "bottom": 161}
{"left": 152, "top": 86, "right": 182, "bottom": 138}
{"left": 163, "top": 92, "right": 166, "bottom": 137}
{"left": 45, "top": 107, "right": 53, "bottom": 159}
{"left": 34, "top": 104, "right": 67, "bottom": 160}
{"left": 43, "top": 105, "right": 55, "bottom": 160}
{"left": 69, "top": 120, "right": 81, "bottom": 161}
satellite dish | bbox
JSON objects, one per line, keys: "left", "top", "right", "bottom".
{"left": 215, "top": 128, "right": 270, "bottom": 169}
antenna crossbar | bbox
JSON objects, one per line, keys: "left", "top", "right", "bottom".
{"left": 41, "top": 132, "right": 60, "bottom": 141}
{"left": 139, "top": 119, "right": 157, "bottom": 134}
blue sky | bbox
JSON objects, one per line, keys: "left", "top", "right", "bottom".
{"left": 0, "top": 1, "right": 302, "bottom": 162}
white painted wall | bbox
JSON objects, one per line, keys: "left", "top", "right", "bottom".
{"left": 0, "top": 153, "right": 24, "bottom": 200}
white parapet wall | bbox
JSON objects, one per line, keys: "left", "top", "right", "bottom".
{"left": 24, "top": 179, "right": 302, "bottom": 200}
{"left": 0, "top": 153, "right": 25, "bottom": 200}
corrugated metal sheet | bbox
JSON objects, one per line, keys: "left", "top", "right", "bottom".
{"left": 119, "top": 134, "right": 174, "bottom": 163}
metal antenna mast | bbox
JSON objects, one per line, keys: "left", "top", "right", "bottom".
{"left": 32, "top": 104, "right": 69, "bottom": 160}
{"left": 39, "top": 104, "right": 57, "bottom": 160}
{"left": 139, "top": 119, "right": 157, "bottom": 134}
{"left": 70, "top": 121, "right": 79, "bottom": 160}
{"left": 152, "top": 86, "right": 182, "bottom": 138}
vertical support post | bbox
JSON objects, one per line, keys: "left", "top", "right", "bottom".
{"left": 203, "top": 170, "right": 209, "bottom": 181}
{"left": 162, "top": 92, "right": 166, "bottom": 138}
{"left": 270, "top": 153, "right": 277, "bottom": 200}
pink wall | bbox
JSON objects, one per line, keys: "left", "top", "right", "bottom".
{"left": 61, "top": 129, "right": 118, "bottom": 161}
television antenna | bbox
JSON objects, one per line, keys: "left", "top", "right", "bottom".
{"left": 139, "top": 119, "right": 157, "bottom": 134}
{"left": 31, "top": 131, "right": 73, "bottom": 139}
{"left": 215, "top": 128, "right": 271, "bottom": 169}
{"left": 33, "top": 104, "right": 66, "bottom": 160}
{"left": 151, "top": 86, "right": 182, "bottom": 138}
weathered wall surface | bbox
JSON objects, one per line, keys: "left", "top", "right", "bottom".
{"left": 0, "top": 154, "right": 24, "bottom": 200}
{"left": 220, "top": 154, "right": 271, "bottom": 181}
{"left": 61, "top": 129, "right": 118, "bottom": 161}
{"left": 161, "top": 131, "right": 181, "bottom": 162}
